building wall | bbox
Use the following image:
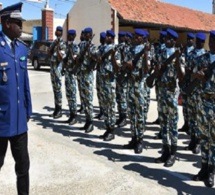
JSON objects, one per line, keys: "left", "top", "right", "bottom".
{"left": 67, "top": 0, "right": 114, "bottom": 45}
{"left": 23, "top": 20, "right": 41, "bottom": 34}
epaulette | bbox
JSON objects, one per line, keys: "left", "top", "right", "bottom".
{"left": 17, "top": 38, "right": 28, "bottom": 47}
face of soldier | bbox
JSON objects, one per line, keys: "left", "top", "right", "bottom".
{"left": 209, "top": 35, "right": 215, "bottom": 54}
{"left": 134, "top": 34, "right": 143, "bottom": 45}
{"left": 187, "top": 38, "right": 194, "bottom": 47}
{"left": 68, "top": 34, "right": 76, "bottom": 42}
{"left": 165, "top": 34, "right": 176, "bottom": 48}
{"left": 6, "top": 19, "right": 22, "bottom": 39}
{"left": 55, "top": 30, "right": 62, "bottom": 40}
{"left": 195, "top": 39, "right": 205, "bottom": 49}
{"left": 105, "top": 35, "right": 113, "bottom": 44}
{"left": 85, "top": 32, "right": 92, "bottom": 41}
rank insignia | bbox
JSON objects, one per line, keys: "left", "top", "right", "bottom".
{"left": 0, "top": 62, "right": 8, "bottom": 66}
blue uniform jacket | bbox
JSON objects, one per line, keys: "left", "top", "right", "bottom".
{"left": 0, "top": 32, "right": 32, "bottom": 137}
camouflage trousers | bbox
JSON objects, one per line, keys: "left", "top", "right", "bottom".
{"left": 187, "top": 94, "right": 200, "bottom": 137}
{"left": 79, "top": 70, "right": 94, "bottom": 121}
{"left": 158, "top": 88, "right": 179, "bottom": 146}
{"left": 65, "top": 70, "right": 77, "bottom": 114}
{"left": 127, "top": 79, "right": 145, "bottom": 139}
{"left": 50, "top": 61, "right": 62, "bottom": 106}
{"left": 181, "top": 93, "right": 188, "bottom": 121}
{"left": 197, "top": 98, "right": 215, "bottom": 166}
{"left": 77, "top": 72, "right": 84, "bottom": 107}
{"left": 100, "top": 75, "right": 116, "bottom": 128}
{"left": 143, "top": 82, "right": 151, "bottom": 123}
{"left": 116, "top": 78, "right": 128, "bottom": 114}
{"left": 96, "top": 71, "right": 104, "bottom": 113}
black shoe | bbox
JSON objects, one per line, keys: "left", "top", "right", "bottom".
{"left": 116, "top": 113, "right": 127, "bottom": 127}
{"left": 53, "top": 105, "right": 62, "bottom": 119}
{"left": 178, "top": 121, "right": 190, "bottom": 135}
{"left": 193, "top": 163, "right": 208, "bottom": 181}
{"left": 103, "top": 127, "right": 115, "bottom": 141}
{"left": 99, "top": 130, "right": 109, "bottom": 139}
{"left": 155, "top": 145, "right": 170, "bottom": 163}
{"left": 184, "top": 136, "right": 196, "bottom": 150}
{"left": 79, "top": 121, "right": 88, "bottom": 130}
{"left": 164, "top": 155, "right": 176, "bottom": 167}
{"left": 154, "top": 131, "right": 162, "bottom": 140}
{"left": 164, "top": 145, "right": 177, "bottom": 167}
{"left": 99, "top": 114, "right": 105, "bottom": 120}
{"left": 67, "top": 113, "right": 77, "bottom": 125}
{"left": 77, "top": 105, "right": 84, "bottom": 113}
{"left": 192, "top": 144, "right": 201, "bottom": 154}
{"left": 204, "top": 165, "right": 214, "bottom": 188}
{"left": 134, "top": 139, "right": 143, "bottom": 154}
{"left": 123, "top": 136, "right": 137, "bottom": 149}
{"left": 85, "top": 123, "right": 94, "bottom": 133}
{"left": 152, "top": 118, "right": 160, "bottom": 125}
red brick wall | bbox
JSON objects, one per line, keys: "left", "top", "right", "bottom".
{"left": 42, "top": 9, "right": 53, "bottom": 40}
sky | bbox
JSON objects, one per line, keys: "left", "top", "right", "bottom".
{"left": 0, "top": 0, "right": 213, "bottom": 20}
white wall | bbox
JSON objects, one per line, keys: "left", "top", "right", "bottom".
{"left": 67, "top": 0, "right": 115, "bottom": 46}
{"left": 53, "top": 18, "right": 67, "bottom": 40}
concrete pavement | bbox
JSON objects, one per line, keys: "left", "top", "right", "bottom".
{"left": 0, "top": 65, "right": 214, "bottom": 195}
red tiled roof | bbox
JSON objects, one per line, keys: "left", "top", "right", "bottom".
{"left": 108, "top": 0, "right": 215, "bottom": 31}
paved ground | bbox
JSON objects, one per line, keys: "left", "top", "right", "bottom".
{"left": 0, "top": 65, "right": 214, "bottom": 195}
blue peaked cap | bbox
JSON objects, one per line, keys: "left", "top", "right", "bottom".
{"left": 134, "top": 29, "right": 145, "bottom": 36}
{"left": 160, "top": 31, "right": 167, "bottom": 36}
{"left": 118, "top": 31, "right": 126, "bottom": 36}
{"left": 106, "top": 30, "right": 115, "bottom": 38}
{"left": 84, "top": 27, "right": 92, "bottom": 33}
{"left": 187, "top": 32, "right": 195, "bottom": 39}
{"left": 210, "top": 30, "right": 215, "bottom": 37}
{"left": 196, "top": 32, "right": 206, "bottom": 41}
{"left": 68, "top": 29, "right": 76, "bottom": 35}
{"left": 0, "top": 2, "right": 25, "bottom": 21}
{"left": 144, "top": 30, "right": 149, "bottom": 37}
{"left": 56, "top": 26, "right": 63, "bottom": 31}
{"left": 166, "top": 28, "right": 178, "bottom": 39}
{"left": 126, "top": 32, "right": 133, "bottom": 38}
{"left": 100, "top": 32, "right": 106, "bottom": 39}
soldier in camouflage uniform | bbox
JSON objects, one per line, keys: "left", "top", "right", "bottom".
{"left": 151, "top": 31, "right": 166, "bottom": 140}
{"left": 115, "top": 31, "right": 128, "bottom": 127}
{"left": 154, "top": 28, "right": 185, "bottom": 167}
{"left": 62, "top": 29, "right": 80, "bottom": 125}
{"left": 49, "top": 26, "right": 66, "bottom": 119}
{"left": 182, "top": 33, "right": 206, "bottom": 154}
{"left": 78, "top": 27, "right": 97, "bottom": 133}
{"left": 98, "top": 30, "right": 120, "bottom": 141}
{"left": 77, "top": 30, "right": 85, "bottom": 114}
{"left": 192, "top": 30, "right": 215, "bottom": 188}
{"left": 123, "top": 29, "right": 150, "bottom": 154}
{"left": 179, "top": 32, "right": 195, "bottom": 134}
{"left": 94, "top": 32, "right": 106, "bottom": 120}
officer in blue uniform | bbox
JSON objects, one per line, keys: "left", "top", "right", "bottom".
{"left": 0, "top": 3, "right": 32, "bottom": 195}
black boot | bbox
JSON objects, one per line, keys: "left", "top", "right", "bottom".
{"left": 67, "top": 112, "right": 77, "bottom": 125}
{"left": 192, "top": 138, "right": 201, "bottom": 154}
{"left": 94, "top": 109, "right": 104, "bottom": 120}
{"left": 193, "top": 163, "right": 208, "bottom": 181}
{"left": 184, "top": 135, "right": 196, "bottom": 151}
{"left": 164, "top": 145, "right": 177, "bottom": 167}
{"left": 123, "top": 136, "right": 137, "bottom": 149}
{"left": 77, "top": 105, "right": 84, "bottom": 114}
{"left": 152, "top": 118, "right": 160, "bottom": 125}
{"left": 204, "top": 165, "right": 214, "bottom": 188}
{"left": 79, "top": 120, "right": 88, "bottom": 130}
{"left": 103, "top": 126, "right": 115, "bottom": 141}
{"left": 155, "top": 145, "right": 170, "bottom": 163}
{"left": 85, "top": 120, "right": 94, "bottom": 133}
{"left": 134, "top": 138, "right": 143, "bottom": 154}
{"left": 154, "top": 130, "right": 162, "bottom": 140}
{"left": 178, "top": 120, "right": 189, "bottom": 134}
{"left": 116, "top": 113, "right": 127, "bottom": 127}
{"left": 53, "top": 104, "right": 62, "bottom": 119}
